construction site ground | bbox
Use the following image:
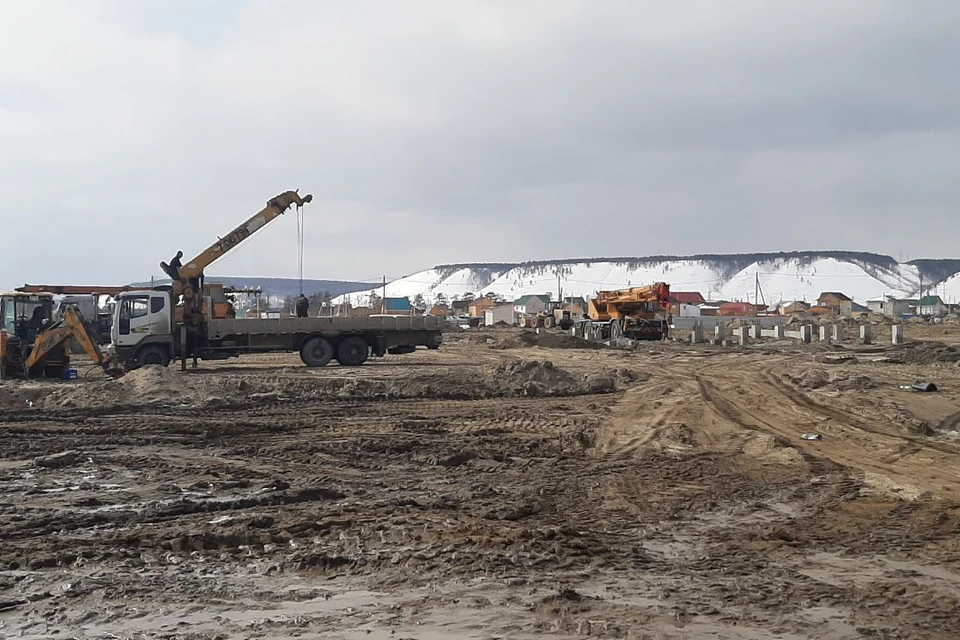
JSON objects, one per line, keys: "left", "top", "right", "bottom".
{"left": 3, "top": 323, "right": 960, "bottom": 639}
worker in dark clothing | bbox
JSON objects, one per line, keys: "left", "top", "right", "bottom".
{"left": 295, "top": 294, "right": 309, "bottom": 318}
{"left": 168, "top": 251, "right": 183, "bottom": 279}
{"left": 161, "top": 251, "right": 184, "bottom": 281}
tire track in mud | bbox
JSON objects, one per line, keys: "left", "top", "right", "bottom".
{"left": 762, "top": 364, "right": 960, "bottom": 457}
{"left": 691, "top": 357, "right": 960, "bottom": 496}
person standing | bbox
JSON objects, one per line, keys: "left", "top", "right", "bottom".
{"left": 295, "top": 294, "right": 309, "bottom": 318}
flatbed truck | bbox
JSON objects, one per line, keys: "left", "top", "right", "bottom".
{"left": 109, "top": 289, "right": 443, "bottom": 370}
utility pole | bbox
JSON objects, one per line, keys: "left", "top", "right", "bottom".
{"left": 557, "top": 272, "right": 562, "bottom": 303}
{"left": 381, "top": 276, "right": 386, "bottom": 314}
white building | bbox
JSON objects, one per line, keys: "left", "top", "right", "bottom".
{"left": 867, "top": 295, "right": 910, "bottom": 318}
{"left": 484, "top": 304, "right": 515, "bottom": 326}
{"left": 677, "top": 303, "right": 701, "bottom": 317}
{"left": 513, "top": 294, "right": 550, "bottom": 316}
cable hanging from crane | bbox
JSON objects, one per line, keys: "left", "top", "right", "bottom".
{"left": 296, "top": 203, "right": 305, "bottom": 296}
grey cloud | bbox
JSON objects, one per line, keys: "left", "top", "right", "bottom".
{"left": 1, "top": 0, "right": 959, "bottom": 289}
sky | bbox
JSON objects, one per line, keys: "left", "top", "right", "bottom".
{"left": 2, "top": 0, "right": 959, "bottom": 289}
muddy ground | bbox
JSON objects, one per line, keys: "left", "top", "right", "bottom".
{"left": 2, "top": 326, "right": 960, "bottom": 639}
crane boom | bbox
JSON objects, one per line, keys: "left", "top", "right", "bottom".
{"left": 161, "top": 190, "right": 314, "bottom": 295}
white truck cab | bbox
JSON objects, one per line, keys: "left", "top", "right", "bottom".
{"left": 110, "top": 290, "right": 175, "bottom": 367}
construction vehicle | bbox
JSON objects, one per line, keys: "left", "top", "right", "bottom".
{"left": 103, "top": 189, "right": 441, "bottom": 370}
{"left": 17, "top": 283, "right": 260, "bottom": 341}
{"left": 581, "top": 282, "right": 671, "bottom": 342}
{"left": 109, "top": 289, "right": 444, "bottom": 370}
{"left": 1, "top": 292, "right": 122, "bottom": 378}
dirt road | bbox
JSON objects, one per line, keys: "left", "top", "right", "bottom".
{"left": 2, "top": 328, "right": 960, "bottom": 638}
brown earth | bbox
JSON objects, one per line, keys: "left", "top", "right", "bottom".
{"left": 2, "top": 326, "right": 960, "bottom": 638}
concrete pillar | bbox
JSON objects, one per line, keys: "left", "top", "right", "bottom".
{"left": 832, "top": 324, "right": 844, "bottom": 344}
{"left": 736, "top": 326, "right": 749, "bottom": 346}
{"left": 714, "top": 324, "right": 726, "bottom": 342}
{"left": 750, "top": 324, "right": 762, "bottom": 341}
{"left": 774, "top": 325, "right": 785, "bottom": 339}
{"left": 800, "top": 325, "right": 812, "bottom": 344}
{"left": 860, "top": 324, "right": 871, "bottom": 344}
{"left": 819, "top": 325, "right": 830, "bottom": 343}
{"left": 892, "top": 325, "right": 903, "bottom": 345}
{"left": 690, "top": 323, "right": 703, "bottom": 345}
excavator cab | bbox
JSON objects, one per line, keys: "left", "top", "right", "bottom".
{"left": 2, "top": 292, "right": 54, "bottom": 340}
{"left": 1, "top": 292, "right": 64, "bottom": 377}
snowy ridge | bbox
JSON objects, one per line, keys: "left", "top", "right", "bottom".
{"left": 332, "top": 253, "right": 959, "bottom": 308}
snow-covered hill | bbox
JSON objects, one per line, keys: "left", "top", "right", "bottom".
{"left": 332, "top": 252, "right": 957, "bottom": 308}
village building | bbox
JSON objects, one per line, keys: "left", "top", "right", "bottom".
{"left": 513, "top": 294, "right": 550, "bottom": 316}
{"left": 484, "top": 304, "right": 515, "bottom": 326}
{"left": 817, "top": 292, "right": 853, "bottom": 316}
{"left": 919, "top": 295, "right": 947, "bottom": 317}
{"left": 778, "top": 300, "right": 810, "bottom": 315}
{"left": 468, "top": 296, "right": 496, "bottom": 317}
{"left": 668, "top": 292, "right": 706, "bottom": 317}
{"left": 867, "top": 295, "right": 911, "bottom": 318}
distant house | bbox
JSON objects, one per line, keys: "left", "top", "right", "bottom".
{"left": 719, "top": 302, "right": 760, "bottom": 316}
{"left": 778, "top": 300, "right": 810, "bottom": 315}
{"left": 919, "top": 295, "right": 947, "bottom": 317}
{"left": 669, "top": 292, "right": 706, "bottom": 316}
{"left": 817, "top": 292, "right": 853, "bottom": 316}
{"left": 514, "top": 294, "right": 550, "bottom": 316}
{"left": 699, "top": 303, "right": 722, "bottom": 317}
{"left": 382, "top": 297, "right": 412, "bottom": 315}
{"left": 808, "top": 305, "right": 834, "bottom": 316}
{"left": 468, "top": 297, "right": 495, "bottom": 317}
{"left": 850, "top": 302, "right": 870, "bottom": 317}
{"left": 428, "top": 304, "right": 446, "bottom": 317}
{"left": 484, "top": 304, "right": 515, "bottom": 326}
{"left": 867, "top": 295, "right": 911, "bottom": 318}
{"left": 676, "top": 303, "right": 701, "bottom": 317}
{"left": 450, "top": 299, "right": 472, "bottom": 315}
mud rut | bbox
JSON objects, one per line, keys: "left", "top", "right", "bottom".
{"left": 2, "top": 337, "right": 960, "bottom": 639}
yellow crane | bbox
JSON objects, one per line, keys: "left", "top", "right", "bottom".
{"left": 160, "top": 190, "right": 313, "bottom": 323}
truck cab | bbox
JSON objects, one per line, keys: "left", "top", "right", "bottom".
{"left": 110, "top": 290, "right": 175, "bottom": 368}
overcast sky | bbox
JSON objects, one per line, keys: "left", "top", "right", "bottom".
{"left": 2, "top": 0, "right": 959, "bottom": 288}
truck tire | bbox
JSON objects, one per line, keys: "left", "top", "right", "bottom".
{"left": 300, "top": 337, "right": 334, "bottom": 367}
{"left": 336, "top": 336, "right": 369, "bottom": 366}
{"left": 137, "top": 346, "right": 170, "bottom": 368}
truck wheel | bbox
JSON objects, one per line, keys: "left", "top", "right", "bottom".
{"left": 300, "top": 337, "right": 333, "bottom": 367}
{"left": 137, "top": 346, "right": 170, "bottom": 368}
{"left": 336, "top": 336, "right": 369, "bottom": 366}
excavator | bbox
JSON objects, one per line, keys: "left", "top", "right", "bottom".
{"left": 0, "top": 293, "right": 123, "bottom": 379}
{"left": 582, "top": 282, "right": 671, "bottom": 342}
{"left": 160, "top": 190, "right": 313, "bottom": 324}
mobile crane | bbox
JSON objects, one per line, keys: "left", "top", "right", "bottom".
{"left": 582, "top": 282, "right": 671, "bottom": 342}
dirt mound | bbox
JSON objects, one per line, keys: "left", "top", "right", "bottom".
{"left": 890, "top": 341, "right": 960, "bottom": 365}
{"left": 117, "top": 365, "right": 188, "bottom": 397}
{"left": 483, "top": 359, "right": 581, "bottom": 396}
{"left": 788, "top": 369, "right": 876, "bottom": 392}
{"left": 490, "top": 330, "right": 597, "bottom": 350}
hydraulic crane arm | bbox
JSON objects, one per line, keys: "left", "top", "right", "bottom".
{"left": 162, "top": 190, "right": 314, "bottom": 289}
{"left": 24, "top": 306, "right": 124, "bottom": 378}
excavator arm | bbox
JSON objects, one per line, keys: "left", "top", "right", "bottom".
{"left": 162, "top": 190, "right": 314, "bottom": 294}
{"left": 24, "top": 306, "right": 124, "bottom": 378}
